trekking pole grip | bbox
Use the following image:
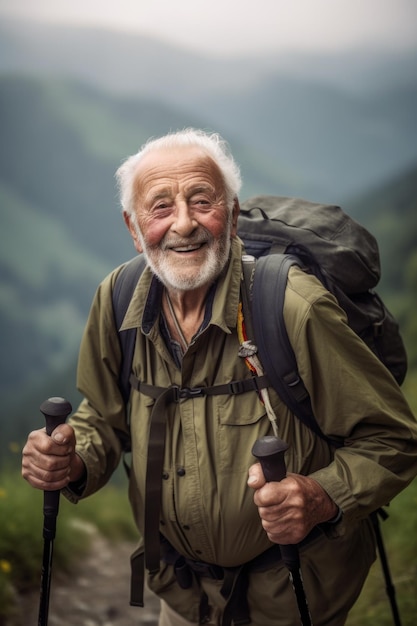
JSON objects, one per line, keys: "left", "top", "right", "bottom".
{"left": 251, "top": 435, "right": 300, "bottom": 571}
{"left": 40, "top": 397, "right": 72, "bottom": 539}
{"left": 41, "top": 397, "right": 73, "bottom": 437}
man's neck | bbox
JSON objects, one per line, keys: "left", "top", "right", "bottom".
{"left": 163, "top": 285, "right": 210, "bottom": 346}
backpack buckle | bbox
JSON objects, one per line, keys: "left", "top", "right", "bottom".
{"left": 172, "top": 386, "right": 205, "bottom": 402}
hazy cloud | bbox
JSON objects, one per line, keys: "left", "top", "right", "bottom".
{"left": 0, "top": 0, "right": 416, "bottom": 56}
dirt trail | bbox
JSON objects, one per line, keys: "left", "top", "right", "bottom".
{"left": 15, "top": 536, "right": 160, "bottom": 626}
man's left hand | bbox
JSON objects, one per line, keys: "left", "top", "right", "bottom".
{"left": 248, "top": 463, "right": 339, "bottom": 544}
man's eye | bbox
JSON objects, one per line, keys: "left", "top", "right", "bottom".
{"left": 154, "top": 202, "right": 172, "bottom": 211}
{"left": 191, "top": 197, "right": 211, "bottom": 207}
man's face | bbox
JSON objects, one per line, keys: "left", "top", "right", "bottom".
{"left": 125, "top": 146, "right": 238, "bottom": 291}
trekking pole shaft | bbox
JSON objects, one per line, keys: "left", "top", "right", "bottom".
{"left": 38, "top": 397, "right": 72, "bottom": 626}
{"left": 252, "top": 436, "right": 313, "bottom": 626}
{"left": 38, "top": 539, "right": 54, "bottom": 626}
{"left": 372, "top": 513, "right": 402, "bottom": 626}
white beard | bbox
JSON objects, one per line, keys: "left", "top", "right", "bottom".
{"left": 132, "top": 216, "right": 233, "bottom": 291}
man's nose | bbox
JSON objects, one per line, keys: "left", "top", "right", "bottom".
{"left": 172, "top": 201, "right": 197, "bottom": 236}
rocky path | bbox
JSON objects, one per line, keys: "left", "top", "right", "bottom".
{"left": 16, "top": 536, "right": 161, "bottom": 626}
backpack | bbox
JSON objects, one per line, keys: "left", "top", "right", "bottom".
{"left": 237, "top": 195, "right": 408, "bottom": 440}
{"left": 113, "top": 195, "right": 407, "bottom": 444}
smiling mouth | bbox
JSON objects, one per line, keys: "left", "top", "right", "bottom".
{"left": 169, "top": 242, "right": 206, "bottom": 253}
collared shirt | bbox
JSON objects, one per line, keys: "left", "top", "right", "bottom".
{"left": 67, "top": 237, "right": 417, "bottom": 570}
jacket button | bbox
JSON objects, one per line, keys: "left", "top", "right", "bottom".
{"left": 176, "top": 467, "right": 186, "bottom": 477}
{"left": 162, "top": 472, "right": 169, "bottom": 480}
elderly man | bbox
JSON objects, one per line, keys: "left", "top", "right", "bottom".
{"left": 22, "top": 129, "right": 417, "bottom": 625}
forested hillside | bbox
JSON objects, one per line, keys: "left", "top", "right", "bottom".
{"left": 1, "top": 18, "right": 417, "bottom": 199}
{"left": 0, "top": 75, "right": 295, "bottom": 456}
{"left": 347, "top": 165, "right": 417, "bottom": 369}
{"left": 1, "top": 16, "right": 416, "bottom": 626}
{"left": 0, "top": 62, "right": 417, "bottom": 454}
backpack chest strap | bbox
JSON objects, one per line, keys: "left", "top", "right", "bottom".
{"left": 129, "top": 373, "right": 270, "bottom": 402}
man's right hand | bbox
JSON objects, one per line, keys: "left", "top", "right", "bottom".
{"left": 22, "top": 424, "right": 85, "bottom": 491}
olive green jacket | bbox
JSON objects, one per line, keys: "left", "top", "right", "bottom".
{"left": 66, "top": 237, "right": 417, "bottom": 622}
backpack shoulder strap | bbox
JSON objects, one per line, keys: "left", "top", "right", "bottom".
{"left": 112, "top": 254, "right": 147, "bottom": 405}
{"left": 244, "top": 253, "right": 335, "bottom": 444}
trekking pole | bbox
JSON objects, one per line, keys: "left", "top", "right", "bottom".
{"left": 371, "top": 511, "right": 402, "bottom": 626}
{"left": 252, "top": 436, "right": 313, "bottom": 626}
{"left": 38, "top": 397, "right": 72, "bottom": 626}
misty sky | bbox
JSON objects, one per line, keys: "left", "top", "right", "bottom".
{"left": 1, "top": 0, "right": 416, "bottom": 56}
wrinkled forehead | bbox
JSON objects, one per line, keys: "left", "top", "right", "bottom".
{"left": 133, "top": 146, "right": 225, "bottom": 195}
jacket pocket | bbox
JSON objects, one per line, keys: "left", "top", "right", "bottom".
{"left": 216, "top": 392, "right": 269, "bottom": 473}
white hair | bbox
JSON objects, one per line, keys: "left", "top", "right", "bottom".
{"left": 115, "top": 128, "right": 242, "bottom": 216}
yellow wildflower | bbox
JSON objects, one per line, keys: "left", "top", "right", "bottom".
{"left": 0, "top": 559, "right": 11, "bottom": 574}
{"left": 9, "top": 442, "right": 21, "bottom": 454}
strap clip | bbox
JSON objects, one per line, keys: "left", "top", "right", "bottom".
{"left": 172, "top": 386, "right": 205, "bottom": 402}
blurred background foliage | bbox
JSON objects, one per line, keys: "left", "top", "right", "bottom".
{"left": 0, "top": 12, "right": 416, "bottom": 625}
{"left": 1, "top": 20, "right": 417, "bottom": 453}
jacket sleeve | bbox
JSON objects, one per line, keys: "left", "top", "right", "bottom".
{"left": 64, "top": 267, "right": 128, "bottom": 502}
{"left": 284, "top": 268, "right": 417, "bottom": 525}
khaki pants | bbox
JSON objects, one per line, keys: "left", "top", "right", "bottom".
{"left": 159, "top": 599, "right": 198, "bottom": 626}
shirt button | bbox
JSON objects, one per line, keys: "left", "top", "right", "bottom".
{"left": 176, "top": 467, "right": 186, "bottom": 477}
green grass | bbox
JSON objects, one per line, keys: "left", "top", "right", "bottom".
{"left": 346, "top": 369, "right": 417, "bottom": 625}
{"left": 346, "top": 477, "right": 417, "bottom": 625}
{"left": 0, "top": 471, "right": 138, "bottom": 622}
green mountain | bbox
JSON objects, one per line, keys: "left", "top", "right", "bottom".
{"left": 1, "top": 18, "right": 417, "bottom": 200}
{"left": 1, "top": 73, "right": 416, "bottom": 460}
{"left": 347, "top": 163, "right": 417, "bottom": 294}
{"left": 346, "top": 165, "right": 417, "bottom": 371}
{"left": 0, "top": 74, "right": 298, "bottom": 453}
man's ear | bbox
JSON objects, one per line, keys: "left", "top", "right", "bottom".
{"left": 230, "top": 197, "right": 240, "bottom": 237}
{"left": 123, "top": 211, "right": 143, "bottom": 253}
